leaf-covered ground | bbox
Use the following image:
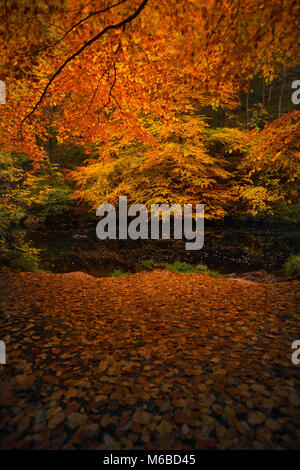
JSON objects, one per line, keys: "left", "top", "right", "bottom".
{"left": 0, "top": 269, "right": 299, "bottom": 450}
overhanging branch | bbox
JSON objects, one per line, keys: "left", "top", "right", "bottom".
{"left": 30, "top": 0, "right": 130, "bottom": 56}
{"left": 20, "top": 0, "right": 149, "bottom": 130}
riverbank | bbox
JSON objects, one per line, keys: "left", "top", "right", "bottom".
{"left": 25, "top": 222, "right": 300, "bottom": 277}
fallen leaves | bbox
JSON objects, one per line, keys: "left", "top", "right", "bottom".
{"left": 132, "top": 410, "right": 151, "bottom": 425}
{"left": 48, "top": 412, "right": 65, "bottom": 430}
{"left": 172, "top": 399, "right": 190, "bottom": 408}
{"left": 156, "top": 420, "right": 173, "bottom": 435}
{"left": 100, "top": 414, "right": 111, "bottom": 428}
{"left": 0, "top": 270, "right": 299, "bottom": 450}
{"left": 248, "top": 411, "right": 266, "bottom": 426}
{"left": 67, "top": 412, "right": 88, "bottom": 430}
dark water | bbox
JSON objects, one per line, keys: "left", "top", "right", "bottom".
{"left": 28, "top": 223, "right": 300, "bottom": 277}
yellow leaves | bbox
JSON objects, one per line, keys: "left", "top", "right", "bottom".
{"left": 46, "top": 406, "right": 63, "bottom": 421}
{"left": 110, "top": 391, "right": 124, "bottom": 401}
{"left": 198, "top": 384, "right": 209, "bottom": 393}
{"left": 67, "top": 412, "right": 88, "bottom": 430}
{"left": 65, "top": 388, "right": 81, "bottom": 399}
{"left": 210, "top": 356, "right": 221, "bottom": 363}
{"left": 265, "top": 418, "right": 280, "bottom": 431}
{"left": 248, "top": 411, "right": 266, "bottom": 426}
{"left": 50, "top": 390, "right": 64, "bottom": 401}
{"left": 71, "top": 115, "right": 232, "bottom": 218}
{"left": 95, "top": 394, "right": 107, "bottom": 403}
{"left": 124, "top": 395, "right": 137, "bottom": 406}
{"left": 237, "top": 185, "right": 280, "bottom": 215}
{"left": 16, "top": 373, "right": 35, "bottom": 385}
{"left": 48, "top": 412, "right": 65, "bottom": 430}
{"left": 156, "top": 420, "right": 173, "bottom": 435}
{"left": 100, "top": 414, "right": 111, "bottom": 428}
{"left": 251, "top": 384, "right": 269, "bottom": 395}
{"left": 216, "top": 425, "right": 227, "bottom": 439}
{"left": 172, "top": 398, "right": 189, "bottom": 408}
{"left": 132, "top": 410, "right": 151, "bottom": 425}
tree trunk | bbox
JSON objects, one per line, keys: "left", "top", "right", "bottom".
{"left": 268, "top": 83, "right": 272, "bottom": 105}
{"left": 49, "top": 135, "right": 53, "bottom": 164}
{"left": 238, "top": 84, "right": 242, "bottom": 122}
{"left": 278, "top": 65, "right": 286, "bottom": 118}
{"left": 246, "top": 90, "right": 249, "bottom": 129}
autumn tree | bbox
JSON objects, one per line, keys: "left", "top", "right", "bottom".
{"left": 1, "top": 0, "right": 299, "bottom": 159}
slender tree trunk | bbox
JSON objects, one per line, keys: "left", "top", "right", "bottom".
{"left": 246, "top": 90, "right": 249, "bottom": 129}
{"left": 222, "top": 108, "right": 225, "bottom": 127}
{"left": 278, "top": 65, "right": 286, "bottom": 118}
{"left": 49, "top": 134, "right": 53, "bottom": 163}
{"left": 48, "top": 109, "right": 54, "bottom": 163}
{"left": 238, "top": 85, "right": 242, "bottom": 122}
{"left": 262, "top": 77, "right": 265, "bottom": 107}
{"left": 268, "top": 83, "right": 272, "bottom": 105}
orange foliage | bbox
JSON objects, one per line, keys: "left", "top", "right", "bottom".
{"left": 1, "top": 0, "right": 299, "bottom": 161}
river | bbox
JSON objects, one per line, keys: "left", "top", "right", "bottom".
{"left": 28, "top": 222, "right": 300, "bottom": 277}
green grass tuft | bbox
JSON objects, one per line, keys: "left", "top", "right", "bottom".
{"left": 111, "top": 268, "right": 130, "bottom": 277}
{"left": 136, "top": 258, "right": 159, "bottom": 271}
{"left": 284, "top": 255, "right": 300, "bottom": 277}
{"left": 163, "top": 261, "right": 221, "bottom": 277}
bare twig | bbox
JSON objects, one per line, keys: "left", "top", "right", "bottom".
{"left": 86, "top": 37, "right": 122, "bottom": 114}
{"left": 111, "top": 93, "right": 123, "bottom": 114}
{"left": 97, "top": 61, "right": 117, "bottom": 122}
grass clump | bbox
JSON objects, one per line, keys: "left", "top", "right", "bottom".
{"left": 284, "top": 255, "right": 300, "bottom": 277}
{"left": 115, "top": 260, "right": 221, "bottom": 278}
{"left": 163, "top": 261, "right": 221, "bottom": 277}
{"left": 163, "top": 261, "right": 197, "bottom": 273}
{"left": 111, "top": 268, "right": 130, "bottom": 277}
{"left": 136, "top": 258, "right": 159, "bottom": 271}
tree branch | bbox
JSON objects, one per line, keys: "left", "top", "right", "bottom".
{"left": 30, "top": 0, "right": 130, "bottom": 56}
{"left": 86, "top": 38, "right": 122, "bottom": 114}
{"left": 97, "top": 61, "right": 117, "bottom": 121}
{"left": 20, "top": 0, "right": 149, "bottom": 130}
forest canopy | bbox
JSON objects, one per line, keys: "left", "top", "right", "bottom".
{"left": 0, "top": 0, "right": 300, "bottom": 269}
